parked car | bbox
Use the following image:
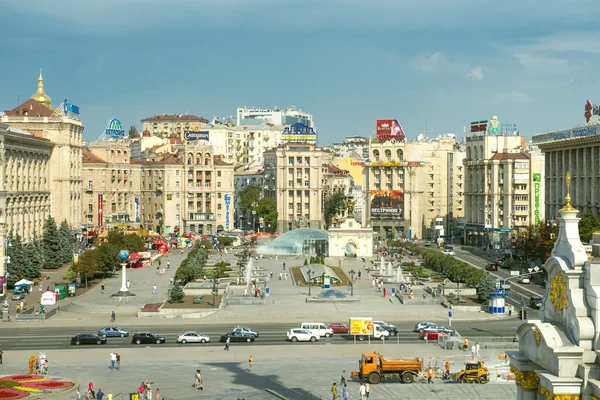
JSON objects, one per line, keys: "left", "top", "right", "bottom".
{"left": 328, "top": 323, "right": 349, "bottom": 334}
{"left": 287, "top": 328, "right": 320, "bottom": 342}
{"left": 11, "top": 292, "right": 25, "bottom": 301}
{"left": 374, "top": 321, "right": 398, "bottom": 336}
{"left": 71, "top": 334, "right": 107, "bottom": 346}
{"left": 442, "top": 250, "right": 455, "bottom": 256}
{"left": 131, "top": 332, "right": 166, "bottom": 345}
{"left": 424, "top": 241, "right": 432, "bottom": 247}
{"left": 529, "top": 296, "right": 543, "bottom": 309}
{"left": 421, "top": 330, "right": 449, "bottom": 340}
{"left": 517, "top": 275, "right": 531, "bottom": 284}
{"left": 176, "top": 331, "right": 210, "bottom": 344}
{"left": 499, "top": 280, "right": 511, "bottom": 291}
{"left": 220, "top": 331, "right": 255, "bottom": 343}
{"left": 231, "top": 326, "right": 259, "bottom": 337}
{"left": 98, "top": 326, "right": 129, "bottom": 338}
{"left": 486, "top": 263, "right": 498, "bottom": 271}
{"left": 414, "top": 321, "right": 435, "bottom": 332}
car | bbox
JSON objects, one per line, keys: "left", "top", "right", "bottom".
{"left": 11, "top": 292, "right": 25, "bottom": 301}
{"left": 176, "top": 331, "right": 210, "bottom": 344}
{"left": 414, "top": 321, "right": 435, "bottom": 332}
{"left": 499, "top": 280, "right": 511, "bottom": 291}
{"left": 424, "top": 241, "right": 432, "bottom": 247}
{"left": 131, "top": 332, "right": 166, "bottom": 345}
{"left": 420, "top": 325, "right": 453, "bottom": 335}
{"left": 486, "top": 263, "right": 498, "bottom": 271}
{"left": 517, "top": 276, "right": 531, "bottom": 284}
{"left": 231, "top": 326, "right": 259, "bottom": 337}
{"left": 98, "top": 326, "right": 129, "bottom": 338}
{"left": 300, "top": 323, "right": 334, "bottom": 338}
{"left": 287, "top": 328, "right": 320, "bottom": 342}
{"left": 220, "top": 331, "right": 256, "bottom": 343}
{"left": 374, "top": 321, "right": 398, "bottom": 337}
{"left": 442, "top": 250, "right": 455, "bottom": 256}
{"left": 328, "top": 323, "right": 349, "bottom": 334}
{"left": 71, "top": 334, "right": 107, "bottom": 346}
{"left": 529, "top": 296, "right": 543, "bottom": 309}
{"left": 421, "top": 330, "right": 448, "bottom": 340}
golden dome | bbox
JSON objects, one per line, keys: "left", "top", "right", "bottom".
{"left": 31, "top": 69, "right": 52, "bottom": 107}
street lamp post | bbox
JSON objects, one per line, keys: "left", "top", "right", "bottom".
{"left": 349, "top": 269, "right": 355, "bottom": 296}
{"left": 307, "top": 269, "right": 314, "bottom": 296}
{"left": 212, "top": 279, "right": 219, "bottom": 307}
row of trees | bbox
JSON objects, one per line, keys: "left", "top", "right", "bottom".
{"left": 170, "top": 242, "right": 211, "bottom": 303}
{"left": 6, "top": 217, "right": 75, "bottom": 286}
{"left": 68, "top": 231, "right": 146, "bottom": 286}
{"left": 238, "top": 185, "right": 278, "bottom": 233}
{"left": 304, "top": 256, "right": 325, "bottom": 265}
{"left": 323, "top": 192, "right": 347, "bottom": 230}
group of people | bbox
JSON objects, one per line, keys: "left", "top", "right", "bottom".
{"left": 109, "top": 352, "right": 121, "bottom": 370}
{"left": 331, "top": 380, "right": 371, "bottom": 399}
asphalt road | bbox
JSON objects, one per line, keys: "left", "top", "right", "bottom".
{"left": 450, "top": 248, "right": 544, "bottom": 312}
{"left": 0, "top": 320, "right": 520, "bottom": 350}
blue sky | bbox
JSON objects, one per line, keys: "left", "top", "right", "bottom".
{"left": 1, "top": 0, "right": 600, "bottom": 145}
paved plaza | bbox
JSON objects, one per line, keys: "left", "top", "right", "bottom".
{"left": 1, "top": 344, "right": 516, "bottom": 399}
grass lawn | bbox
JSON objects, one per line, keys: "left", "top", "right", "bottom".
{"left": 162, "top": 294, "right": 222, "bottom": 309}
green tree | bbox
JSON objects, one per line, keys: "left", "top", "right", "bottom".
{"left": 59, "top": 220, "right": 74, "bottom": 263}
{"left": 257, "top": 198, "right": 278, "bottom": 233}
{"left": 303, "top": 259, "right": 308, "bottom": 266}
{"left": 128, "top": 125, "right": 138, "bottom": 138}
{"left": 579, "top": 212, "right": 600, "bottom": 244}
{"left": 534, "top": 221, "right": 559, "bottom": 262}
{"left": 238, "top": 185, "right": 261, "bottom": 228}
{"left": 42, "top": 216, "right": 62, "bottom": 269}
{"left": 217, "top": 237, "right": 236, "bottom": 247}
{"left": 74, "top": 248, "right": 100, "bottom": 288}
{"left": 6, "top": 234, "right": 27, "bottom": 286}
{"left": 106, "top": 231, "right": 146, "bottom": 253}
{"left": 24, "top": 241, "right": 43, "bottom": 280}
{"left": 476, "top": 272, "right": 497, "bottom": 301}
{"left": 323, "top": 191, "right": 347, "bottom": 229}
{"left": 168, "top": 283, "right": 185, "bottom": 303}
{"left": 174, "top": 265, "right": 195, "bottom": 284}
{"left": 98, "top": 244, "right": 119, "bottom": 276}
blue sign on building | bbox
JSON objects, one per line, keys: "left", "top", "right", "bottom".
{"left": 184, "top": 131, "right": 209, "bottom": 141}
{"left": 224, "top": 194, "right": 231, "bottom": 230}
{"left": 104, "top": 118, "right": 125, "bottom": 138}
{"left": 135, "top": 197, "right": 140, "bottom": 222}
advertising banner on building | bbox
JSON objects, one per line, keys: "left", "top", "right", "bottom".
{"left": 370, "top": 190, "right": 404, "bottom": 219}
{"left": 98, "top": 194, "right": 104, "bottom": 226}
{"left": 533, "top": 173, "right": 541, "bottom": 225}
{"left": 376, "top": 120, "right": 406, "bottom": 142}
{"left": 224, "top": 194, "right": 231, "bottom": 231}
{"left": 135, "top": 197, "right": 140, "bottom": 222}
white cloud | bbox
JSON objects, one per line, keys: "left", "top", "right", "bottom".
{"left": 410, "top": 52, "right": 482, "bottom": 81}
{"left": 466, "top": 67, "right": 483, "bottom": 81}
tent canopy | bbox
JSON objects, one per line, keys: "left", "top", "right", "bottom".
{"left": 15, "top": 279, "right": 33, "bottom": 286}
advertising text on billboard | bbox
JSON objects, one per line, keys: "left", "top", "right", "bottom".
{"left": 370, "top": 190, "right": 404, "bottom": 220}
{"left": 98, "top": 194, "right": 104, "bottom": 226}
{"left": 533, "top": 173, "right": 541, "bottom": 225}
{"left": 349, "top": 318, "right": 373, "bottom": 335}
{"left": 376, "top": 119, "right": 406, "bottom": 142}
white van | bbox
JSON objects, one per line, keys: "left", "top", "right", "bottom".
{"left": 300, "top": 322, "right": 334, "bottom": 338}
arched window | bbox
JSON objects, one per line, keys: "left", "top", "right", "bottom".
{"left": 373, "top": 150, "right": 380, "bottom": 161}
{"left": 384, "top": 149, "right": 392, "bottom": 161}
{"left": 396, "top": 149, "right": 404, "bottom": 162}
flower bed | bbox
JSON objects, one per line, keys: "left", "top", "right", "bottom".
{"left": 141, "top": 302, "right": 163, "bottom": 312}
{"left": 0, "top": 375, "right": 76, "bottom": 399}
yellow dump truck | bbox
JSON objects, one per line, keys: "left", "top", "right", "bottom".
{"left": 351, "top": 351, "right": 423, "bottom": 384}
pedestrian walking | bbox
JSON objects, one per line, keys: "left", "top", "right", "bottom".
{"left": 153, "top": 284, "right": 157, "bottom": 295}
{"left": 107, "top": 392, "right": 113, "bottom": 400}
{"left": 75, "top": 386, "right": 81, "bottom": 400}
{"left": 365, "top": 383, "right": 370, "bottom": 398}
{"left": 88, "top": 380, "right": 95, "bottom": 399}
{"left": 156, "top": 265, "right": 160, "bottom": 274}
{"left": 340, "top": 370, "right": 347, "bottom": 386}
{"left": 279, "top": 272, "right": 282, "bottom": 280}
{"left": 331, "top": 383, "right": 337, "bottom": 400}
{"left": 224, "top": 337, "right": 230, "bottom": 351}
{"left": 101, "top": 285, "right": 105, "bottom": 294}
{"left": 270, "top": 271, "right": 273, "bottom": 279}
{"left": 248, "top": 355, "right": 253, "bottom": 372}
{"left": 116, "top": 353, "right": 120, "bottom": 370}
{"left": 155, "top": 388, "right": 161, "bottom": 400}
{"left": 342, "top": 384, "right": 349, "bottom": 400}
{"left": 427, "top": 367, "right": 433, "bottom": 384}
{"left": 244, "top": 287, "right": 248, "bottom": 297}
{"left": 0, "top": 347, "right": 3, "bottom": 364}
{"left": 283, "top": 262, "right": 286, "bottom": 270}
{"left": 110, "top": 352, "right": 116, "bottom": 370}
{"left": 96, "top": 389, "right": 104, "bottom": 400}
{"left": 471, "top": 344, "right": 476, "bottom": 359}
{"left": 359, "top": 382, "right": 366, "bottom": 400}
{"left": 475, "top": 343, "right": 481, "bottom": 357}
{"left": 145, "top": 381, "right": 153, "bottom": 400}
{"left": 167, "top": 261, "right": 170, "bottom": 269}
{"left": 383, "top": 288, "right": 387, "bottom": 297}
{"left": 285, "top": 272, "right": 288, "bottom": 280}
{"left": 126, "top": 280, "right": 131, "bottom": 289}
{"left": 110, "top": 310, "right": 115, "bottom": 322}
{"left": 170, "top": 277, "right": 174, "bottom": 285}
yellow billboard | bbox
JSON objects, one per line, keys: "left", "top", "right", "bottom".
{"left": 349, "top": 318, "right": 373, "bottom": 335}
{"left": 334, "top": 157, "right": 365, "bottom": 186}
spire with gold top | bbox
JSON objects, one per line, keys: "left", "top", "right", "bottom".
{"left": 31, "top": 69, "right": 52, "bottom": 107}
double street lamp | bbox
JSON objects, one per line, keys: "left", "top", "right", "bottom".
{"left": 307, "top": 269, "right": 315, "bottom": 296}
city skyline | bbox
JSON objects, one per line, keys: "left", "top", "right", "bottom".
{"left": 2, "top": 1, "right": 600, "bottom": 144}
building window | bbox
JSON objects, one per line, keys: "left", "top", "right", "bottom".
{"left": 217, "top": 171, "right": 221, "bottom": 177}
{"left": 87, "top": 181, "right": 93, "bottom": 190}
{"left": 217, "top": 182, "right": 221, "bottom": 188}
{"left": 218, "top": 204, "right": 222, "bottom": 210}
{"left": 218, "top": 193, "right": 222, "bottom": 199}
{"left": 176, "top": 181, "right": 180, "bottom": 188}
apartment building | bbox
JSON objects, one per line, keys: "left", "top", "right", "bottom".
{"left": 263, "top": 143, "right": 332, "bottom": 233}
{"left": 363, "top": 135, "right": 465, "bottom": 241}
{"left": 332, "top": 136, "right": 370, "bottom": 160}
{"left": 463, "top": 133, "right": 544, "bottom": 247}
{"left": 141, "top": 114, "right": 208, "bottom": 138}
{"left": 532, "top": 122, "right": 600, "bottom": 221}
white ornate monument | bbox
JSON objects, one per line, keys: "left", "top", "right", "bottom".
{"left": 327, "top": 200, "right": 373, "bottom": 258}
{"left": 509, "top": 173, "right": 597, "bottom": 400}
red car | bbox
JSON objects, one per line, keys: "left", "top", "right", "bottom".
{"left": 421, "top": 331, "right": 448, "bottom": 340}
{"left": 486, "top": 263, "right": 498, "bottom": 271}
{"left": 328, "top": 323, "right": 349, "bottom": 334}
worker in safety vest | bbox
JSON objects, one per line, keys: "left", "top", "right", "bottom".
{"left": 444, "top": 361, "right": 451, "bottom": 379}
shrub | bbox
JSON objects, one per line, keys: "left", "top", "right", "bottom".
{"left": 168, "top": 284, "right": 185, "bottom": 303}
{"left": 192, "top": 295, "right": 203, "bottom": 304}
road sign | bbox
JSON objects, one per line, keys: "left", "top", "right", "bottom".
{"left": 448, "top": 311, "right": 453, "bottom": 318}
{"left": 510, "top": 270, "right": 520, "bottom": 276}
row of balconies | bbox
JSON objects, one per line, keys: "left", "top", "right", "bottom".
{"left": 187, "top": 213, "right": 215, "bottom": 221}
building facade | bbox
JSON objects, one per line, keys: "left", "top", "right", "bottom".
{"left": 363, "top": 135, "right": 465, "bottom": 241}
{"left": 463, "top": 133, "right": 545, "bottom": 247}
{"left": 263, "top": 143, "right": 332, "bottom": 233}
{"left": 332, "top": 136, "right": 370, "bottom": 160}
{"left": 141, "top": 114, "right": 208, "bottom": 138}
{"left": 532, "top": 122, "right": 600, "bottom": 222}
{"left": 233, "top": 165, "right": 265, "bottom": 230}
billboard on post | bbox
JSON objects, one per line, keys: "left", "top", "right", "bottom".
{"left": 370, "top": 190, "right": 404, "bottom": 219}
{"left": 349, "top": 318, "right": 373, "bottom": 335}
{"left": 376, "top": 119, "right": 406, "bottom": 142}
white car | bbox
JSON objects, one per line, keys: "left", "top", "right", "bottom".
{"left": 517, "top": 276, "right": 531, "bottom": 284}
{"left": 287, "top": 328, "right": 320, "bottom": 342}
{"left": 176, "top": 332, "right": 211, "bottom": 344}
{"left": 232, "top": 327, "right": 259, "bottom": 337}
{"left": 414, "top": 321, "right": 435, "bottom": 332}
{"left": 442, "top": 250, "right": 455, "bottom": 256}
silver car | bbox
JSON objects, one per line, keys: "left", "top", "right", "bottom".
{"left": 176, "top": 331, "right": 211, "bottom": 344}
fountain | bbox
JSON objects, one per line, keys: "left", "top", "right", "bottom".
{"left": 387, "top": 261, "right": 393, "bottom": 276}
{"left": 380, "top": 256, "right": 385, "bottom": 275}
{"left": 245, "top": 257, "right": 253, "bottom": 283}
{"left": 396, "top": 264, "right": 404, "bottom": 283}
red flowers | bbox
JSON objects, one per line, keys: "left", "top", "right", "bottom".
{"left": 0, "top": 375, "right": 75, "bottom": 399}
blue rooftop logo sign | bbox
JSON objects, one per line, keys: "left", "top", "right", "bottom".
{"left": 104, "top": 118, "right": 125, "bottom": 138}
{"left": 282, "top": 123, "right": 316, "bottom": 143}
